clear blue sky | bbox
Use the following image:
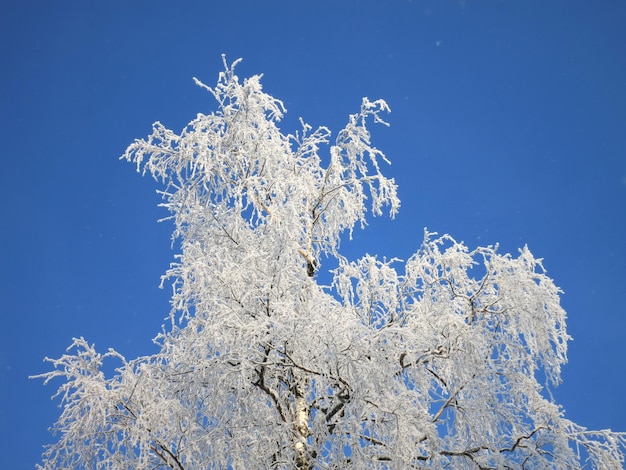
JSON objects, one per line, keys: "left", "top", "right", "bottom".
{"left": 1, "top": 1, "right": 625, "bottom": 467}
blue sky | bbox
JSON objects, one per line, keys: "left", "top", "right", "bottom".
{"left": 1, "top": 1, "right": 625, "bottom": 467}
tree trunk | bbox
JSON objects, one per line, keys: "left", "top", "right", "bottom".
{"left": 293, "top": 377, "right": 311, "bottom": 470}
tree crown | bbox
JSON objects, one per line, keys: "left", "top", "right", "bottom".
{"left": 34, "top": 56, "right": 625, "bottom": 469}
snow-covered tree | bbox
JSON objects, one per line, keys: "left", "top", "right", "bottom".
{"left": 34, "top": 56, "right": 625, "bottom": 469}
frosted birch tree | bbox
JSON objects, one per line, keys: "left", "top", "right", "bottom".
{"left": 34, "top": 56, "right": 625, "bottom": 469}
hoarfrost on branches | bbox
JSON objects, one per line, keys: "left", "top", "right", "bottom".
{"left": 34, "top": 56, "right": 626, "bottom": 469}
